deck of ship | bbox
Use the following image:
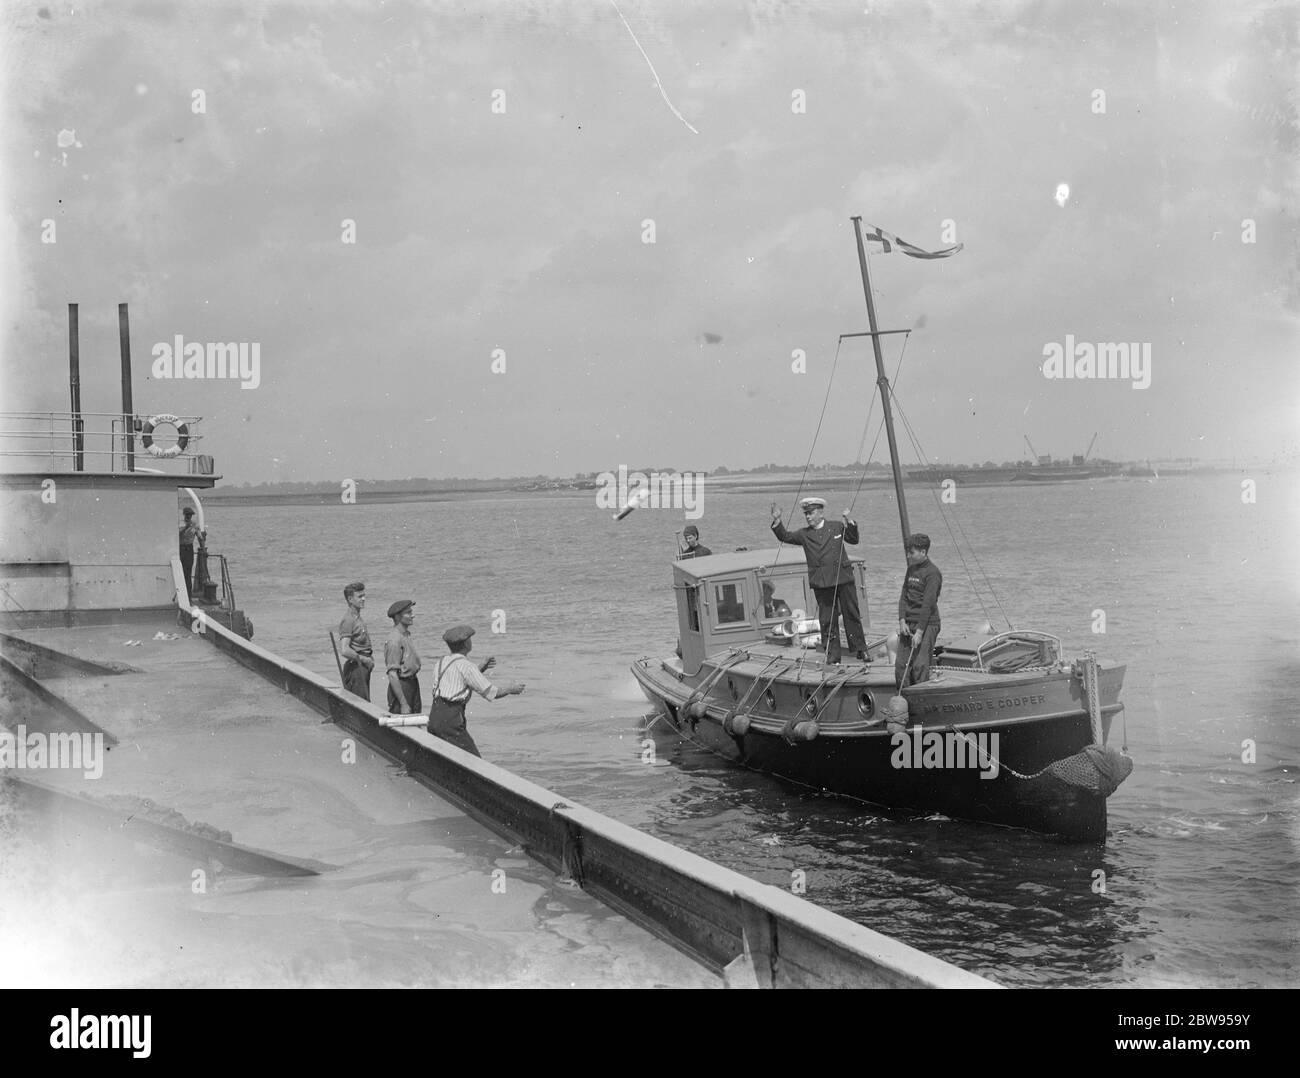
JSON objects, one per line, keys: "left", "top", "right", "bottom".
{"left": 0, "top": 616, "right": 717, "bottom": 987}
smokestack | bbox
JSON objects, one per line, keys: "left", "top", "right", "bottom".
{"left": 118, "top": 302, "right": 134, "bottom": 472}
{"left": 68, "top": 303, "right": 84, "bottom": 470}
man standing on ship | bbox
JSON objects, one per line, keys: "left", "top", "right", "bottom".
{"left": 426, "top": 624, "right": 525, "bottom": 757}
{"left": 897, "top": 533, "right": 942, "bottom": 688}
{"left": 178, "top": 507, "right": 205, "bottom": 599}
{"left": 338, "top": 582, "right": 375, "bottom": 701}
{"left": 770, "top": 497, "right": 867, "bottom": 664}
{"left": 384, "top": 599, "right": 422, "bottom": 714}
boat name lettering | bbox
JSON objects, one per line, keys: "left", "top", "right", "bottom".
{"left": 924, "top": 693, "right": 1045, "bottom": 716}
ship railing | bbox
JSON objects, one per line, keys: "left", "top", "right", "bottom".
{"left": 974, "top": 630, "right": 1062, "bottom": 670}
{"left": 195, "top": 551, "right": 237, "bottom": 612}
{"left": 0, "top": 410, "right": 206, "bottom": 474}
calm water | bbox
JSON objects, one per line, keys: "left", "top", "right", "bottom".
{"left": 208, "top": 474, "right": 1299, "bottom": 987}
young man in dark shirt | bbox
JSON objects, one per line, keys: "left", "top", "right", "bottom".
{"left": 680, "top": 524, "right": 712, "bottom": 558}
{"left": 897, "top": 533, "right": 942, "bottom": 688}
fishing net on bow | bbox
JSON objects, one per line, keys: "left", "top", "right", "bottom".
{"left": 1043, "top": 743, "right": 1134, "bottom": 798}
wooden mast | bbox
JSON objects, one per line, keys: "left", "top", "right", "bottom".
{"left": 850, "top": 216, "right": 911, "bottom": 550}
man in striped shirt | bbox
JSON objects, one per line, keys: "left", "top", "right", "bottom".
{"left": 426, "top": 624, "right": 525, "bottom": 757}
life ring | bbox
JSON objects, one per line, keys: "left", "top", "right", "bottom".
{"left": 142, "top": 413, "right": 189, "bottom": 458}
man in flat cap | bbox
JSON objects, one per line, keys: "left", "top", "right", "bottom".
{"left": 679, "top": 524, "right": 712, "bottom": 559}
{"left": 770, "top": 497, "right": 867, "bottom": 664}
{"left": 384, "top": 599, "right": 422, "bottom": 714}
{"left": 426, "top": 624, "right": 525, "bottom": 757}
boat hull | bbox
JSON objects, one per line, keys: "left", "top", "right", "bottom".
{"left": 631, "top": 652, "right": 1127, "bottom": 843}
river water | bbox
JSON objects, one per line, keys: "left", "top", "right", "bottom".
{"left": 207, "top": 473, "right": 1299, "bottom": 987}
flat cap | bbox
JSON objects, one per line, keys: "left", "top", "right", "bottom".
{"left": 443, "top": 624, "right": 475, "bottom": 645}
{"left": 387, "top": 599, "right": 415, "bottom": 619}
{"left": 799, "top": 497, "right": 827, "bottom": 509}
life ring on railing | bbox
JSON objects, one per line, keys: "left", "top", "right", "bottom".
{"left": 142, "top": 413, "right": 189, "bottom": 458}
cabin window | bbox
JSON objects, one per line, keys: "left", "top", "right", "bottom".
{"left": 687, "top": 586, "right": 701, "bottom": 633}
{"left": 759, "top": 578, "right": 799, "bottom": 621}
{"left": 760, "top": 576, "right": 811, "bottom": 623}
{"left": 713, "top": 581, "right": 747, "bottom": 625}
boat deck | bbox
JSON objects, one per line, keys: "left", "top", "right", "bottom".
{"left": 0, "top": 618, "right": 717, "bottom": 987}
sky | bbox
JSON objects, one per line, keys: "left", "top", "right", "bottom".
{"left": 2, "top": 0, "right": 1297, "bottom": 483}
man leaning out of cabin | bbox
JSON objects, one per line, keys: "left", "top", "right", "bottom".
{"left": 680, "top": 524, "right": 712, "bottom": 558}
{"left": 384, "top": 599, "right": 422, "bottom": 714}
{"left": 338, "top": 582, "right": 375, "bottom": 701}
{"left": 770, "top": 497, "right": 867, "bottom": 664}
{"left": 896, "top": 533, "right": 943, "bottom": 689}
{"left": 426, "top": 624, "right": 525, "bottom": 758}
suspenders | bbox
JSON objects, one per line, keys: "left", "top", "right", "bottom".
{"left": 431, "top": 656, "right": 474, "bottom": 705}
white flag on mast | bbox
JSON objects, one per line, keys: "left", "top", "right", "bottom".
{"left": 864, "top": 225, "right": 963, "bottom": 259}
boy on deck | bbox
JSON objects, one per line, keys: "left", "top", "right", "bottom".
{"left": 896, "top": 533, "right": 942, "bottom": 689}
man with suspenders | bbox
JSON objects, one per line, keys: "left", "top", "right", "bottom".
{"left": 427, "top": 624, "right": 526, "bottom": 757}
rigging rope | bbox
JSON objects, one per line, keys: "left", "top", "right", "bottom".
{"left": 789, "top": 335, "right": 845, "bottom": 520}
{"left": 888, "top": 386, "right": 1013, "bottom": 632}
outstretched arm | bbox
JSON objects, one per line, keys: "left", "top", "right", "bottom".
{"left": 770, "top": 506, "right": 800, "bottom": 545}
{"left": 462, "top": 660, "right": 524, "bottom": 701}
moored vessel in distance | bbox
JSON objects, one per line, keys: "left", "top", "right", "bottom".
{"left": 632, "top": 220, "right": 1133, "bottom": 843}
{"left": 1012, "top": 433, "right": 1122, "bottom": 481}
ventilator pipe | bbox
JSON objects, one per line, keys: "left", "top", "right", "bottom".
{"left": 131, "top": 467, "right": 206, "bottom": 531}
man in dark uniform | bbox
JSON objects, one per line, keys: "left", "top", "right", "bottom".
{"left": 897, "top": 533, "right": 943, "bottom": 688}
{"left": 426, "top": 624, "right": 526, "bottom": 757}
{"left": 770, "top": 497, "right": 867, "bottom": 664}
{"left": 337, "top": 582, "right": 374, "bottom": 701}
{"left": 679, "top": 524, "right": 712, "bottom": 558}
{"left": 384, "top": 599, "right": 422, "bottom": 714}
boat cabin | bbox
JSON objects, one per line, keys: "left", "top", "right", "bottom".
{"left": 672, "top": 548, "right": 872, "bottom": 675}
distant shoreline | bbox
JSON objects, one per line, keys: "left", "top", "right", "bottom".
{"left": 200, "top": 468, "right": 1252, "bottom": 507}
